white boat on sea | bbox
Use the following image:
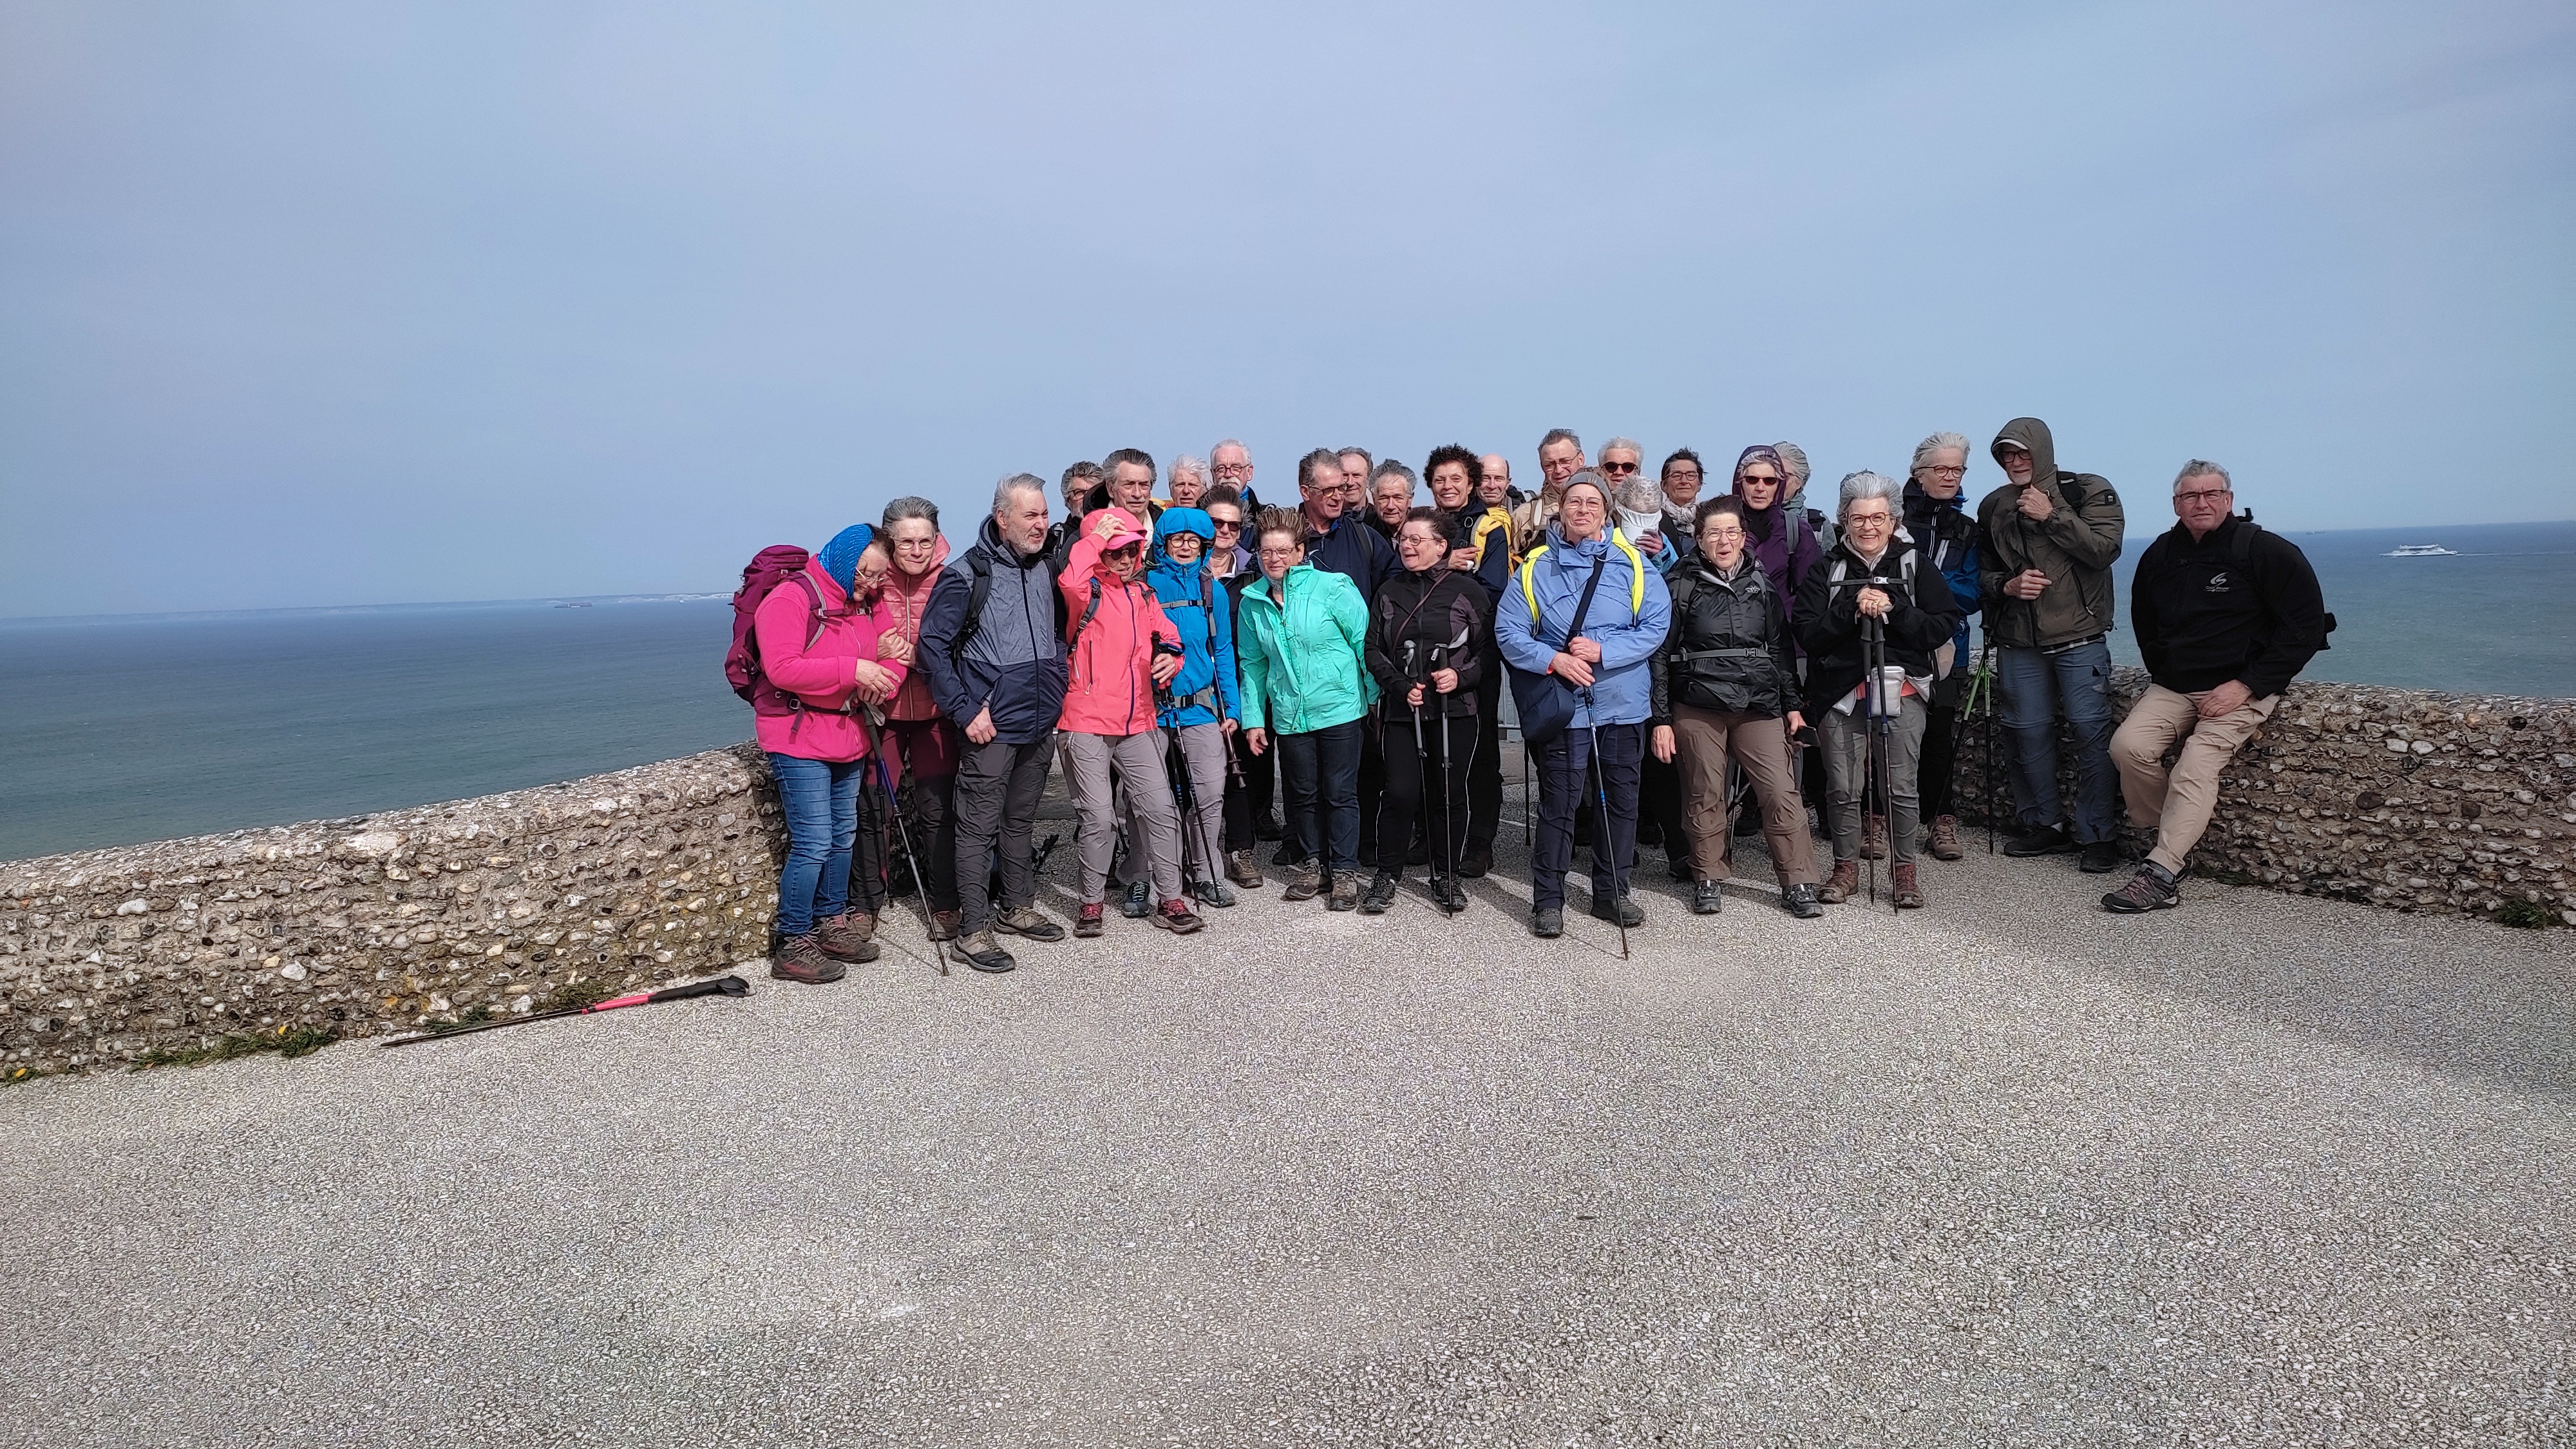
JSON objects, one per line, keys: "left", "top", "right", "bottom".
{"left": 2385, "top": 544, "right": 2458, "bottom": 557}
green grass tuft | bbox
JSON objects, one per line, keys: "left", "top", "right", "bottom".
{"left": 2495, "top": 897, "right": 2554, "bottom": 929}
{"left": 129, "top": 1023, "right": 338, "bottom": 1072}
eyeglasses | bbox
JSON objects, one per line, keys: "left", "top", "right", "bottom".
{"left": 1923, "top": 465, "right": 1965, "bottom": 477}
{"left": 2174, "top": 488, "right": 2233, "bottom": 505}
{"left": 1256, "top": 545, "right": 1301, "bottom": 560}
{"left": 1213, "top": 464, "right": 1252, "bottom": 477}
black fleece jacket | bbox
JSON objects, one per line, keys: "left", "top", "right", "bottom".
{"left": 2130, "top": 516, "right": 2326, "bottom": 699}
{"left": 1365, "top": 567, "right": 1490, "bottom": 721}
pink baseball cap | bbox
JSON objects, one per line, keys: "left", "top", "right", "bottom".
{"left": 1094, "top": 507, "right": 1150, "bottom": 551}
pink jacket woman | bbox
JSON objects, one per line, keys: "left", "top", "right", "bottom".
{"left": 1057, "top": 511, "right": 1178, "bottom": 737}
{"left": 752, "top": 557, "right": 907, "bottom": 762}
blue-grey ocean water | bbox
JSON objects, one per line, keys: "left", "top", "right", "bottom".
{"left": 1, "top": 522, "right": 2568, "bottom": 862}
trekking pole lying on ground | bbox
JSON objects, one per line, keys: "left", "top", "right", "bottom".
{"left": 381, "top": 976, "right": 750, "bottom": 1047}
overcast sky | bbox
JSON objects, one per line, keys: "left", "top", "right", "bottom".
{"left": 2, "top": 1, "right": 2568, "bottom": 616}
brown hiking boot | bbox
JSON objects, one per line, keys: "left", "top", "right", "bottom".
{"left": 1151, "top": 898, "right": 1204, "bottom": 934}
{"left": 928, "top": 909, "right": 960, "bottom": 942}
{"left": 1926, "top": 814, "right": 1964, "bottom": 862}
{"left": 1861, "top": 813, "right": 1888, "bottom": 860}
{"left": 813, "top": 911, "right": 879, "bottom": 963}
{"left": 1816, "top": 858, "right": 1859, "bottom": 904}
{"left": 1226, "top": 849, "right": 1265, "bottom": 889}
{"left": 1074, "top": 901, "right": 1106, "bottom": 938}
{"left": 1891, "top": 862, "right": 1924, "bottom": 909}
{"left": 1283, "top": 862, "right": 1323, "bottom": 902}
{"left": 769, "top": 933, "right": 847, "bottom": 984}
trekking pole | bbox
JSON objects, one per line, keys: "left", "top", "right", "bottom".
{"left": 860, "top": 710, "right": 946, "bottom": 974}
{"left": 1862, "top": 613, "right": 1884, "bottom": 908}
{"left": 1156, "top": 685, "right": 1213, "bottom": 895}
{"left": 383, "top": 975, "right": 748, "bottom": 1046}
{"left": 1434, "top": 642, "right": 1462, "bottom": 915}
{"left": 1976, "top": 633, "right": 2000, "bottom": 855}
{"left": 1584, "top": 699, "right": 1629, "bottom": 961}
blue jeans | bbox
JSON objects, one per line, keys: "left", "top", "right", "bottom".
{"left": 1533, "top": 719, "right": 1643, "bottom": 911}
{"left": 1279, "top": 719, "right": 1363, "bottom": 876}
{"left": 768, "top": 753, "right": 864, "bottom": 938}
{"left": 1994, "top": 638, "right": 2117, "bottom": 844}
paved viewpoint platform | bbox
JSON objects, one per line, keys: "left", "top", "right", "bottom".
{"left": 3, "top": 820, "right": 2570, "bottom": 1446}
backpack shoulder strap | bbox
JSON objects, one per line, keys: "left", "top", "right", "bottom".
{"left": 2230, "top": 518, "right": 2262, "bottom": 567}
{"left": 1517, "top": 545, "right": 1551, "bottom": 623}
{"left": 1068, "top": 576, "right": 1103, "bottom": 644}
{"left": 1611, "top": 535, "right": 1647, "bottom": 614}
{"left": 949, "top": 551, "right": 997, "bottom": 659}
{"left": 793, "top": 573, "right": 831, "bottom": 650}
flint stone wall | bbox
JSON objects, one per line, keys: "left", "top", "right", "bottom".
{"left": 3, "top": 746, "right": 784, "bottom": 1076}
{"left": 6, "top": 673, "right": 2573, "bottom": 1076}
{"left": 1950, "top": 668, "right": 2576, "bottom": 923}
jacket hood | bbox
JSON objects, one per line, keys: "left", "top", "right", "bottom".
{"left": 1991, "top": 417, "right": 2060, "bottom": 488}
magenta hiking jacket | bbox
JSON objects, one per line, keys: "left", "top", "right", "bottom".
{"left": 752, "top": 558, "right": 908, "bottom": 763}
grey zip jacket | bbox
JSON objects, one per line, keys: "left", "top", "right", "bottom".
{"left": 1974, "top": 417, "right": 2125, "bottom": 649}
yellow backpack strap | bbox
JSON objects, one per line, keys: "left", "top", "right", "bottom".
{"left": 1612, "top": 534, "right": 1647, "bottom": 614}
{"left": 1517, "top": 546, "right": 1549, "bottom": 622}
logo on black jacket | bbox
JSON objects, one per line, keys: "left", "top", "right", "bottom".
{"left": 2204, "top": 571, "right": 2232, "bottom": 593}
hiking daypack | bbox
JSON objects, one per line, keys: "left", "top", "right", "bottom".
{"left": 726, "top": 546, "right": 844, "bottom": 716}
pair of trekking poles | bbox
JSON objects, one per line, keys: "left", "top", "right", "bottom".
{"left": 1399, "top": 636, "right": 1471, "bottom": 920}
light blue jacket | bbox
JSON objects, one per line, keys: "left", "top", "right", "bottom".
{"left": 1495, "top": 525, "right": 1672, "bottom": 729}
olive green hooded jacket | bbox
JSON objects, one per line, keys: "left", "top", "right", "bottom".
{"left": 1974, "top": 417, "right": 2126, "bottom": 649}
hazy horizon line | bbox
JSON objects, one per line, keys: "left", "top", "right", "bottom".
{"left": 4, "top": 516, "right": 2569, "bottom": 628}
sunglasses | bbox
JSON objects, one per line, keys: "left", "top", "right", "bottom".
{"left": 1602, "top": 460, "right": 1639, "bottom": 475}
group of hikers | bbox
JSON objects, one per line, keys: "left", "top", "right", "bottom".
{"left": 732, "top": 422, "right": 2331, "bottom": 980}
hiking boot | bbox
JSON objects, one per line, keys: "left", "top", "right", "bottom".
{"left": 1226, "top": 849, "right": 1265, "bottom": 888}
{"left": 1589, "top": 894, "right": 1644, "bottom": 928}
{"left": 1074, "top": 901, "right": 1106, "bottom": 938}
{"left": 1926, "top": 815, "right": 1965, "bottom": 862}
{"left": 2102, "top": 863, "right": 2181, "bottom": 914}
{"left": 1692, "top": 880, "right": 1725, "bottom": 915}
{"left": 768, "top": 933, "right": 847, "bottom": 984}
{"left": 1817, "top": 858, "right": 1859, "bottom": 904}
{"left": 1151, "top": 898, "right": 1204, "bottom": 934}
{"left": 1459, "top": 840, "right": 1493, "bottom": 880}
{"left": 952, "top": 929, "right": 1015, "bottom": 973}
{"left": 1359, "top": 870, "right": 1399, "bottom": 914}
{"left": 927, "top": 909, "right": 961, "bottom": 942}
{"left": 813, "top": 911, "right": 879, "bottom": 963}
{"left": 1327, "top": 874, "right": 1361, "bottom": 912}
{"left": 2003, "top": 824, "right": 2077, "bottom": 858}
{"left": 1891, "top": 861, "right": 1925, "bottom": 909}
{"left": 993, "top": 907, "right": 1063, "bottom": 943}
{"left": 1781, "top": 883, "right": 1825, "bottom": 920}
{"left": 1430, "top": 875, "right": 1467, "bottom": 914}
{"left": 1861, "top": 813, "right": 1888, "bottom": 860}
{"left": 1255, "top": 813, "right": 1284, "bottom": 840}
{"left": 2079, "top": 839, "right": 2125, "bottom": 875}
{"left": 1121, "top": 880, "right": 1152, "bottom": 918}
{"left": 1189, "top": 877, "right": 1236, "bottom": 909}
{"left": 1283, "top": 862, "right": 1323, "bottom": 902}
{"left": 1530, "top": 906, "right": 1563, "bottom": 938}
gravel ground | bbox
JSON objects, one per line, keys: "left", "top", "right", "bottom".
{"left": 3, "top": 779, "right": 2571, "bottom": 1447}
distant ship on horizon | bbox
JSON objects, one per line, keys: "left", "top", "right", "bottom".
{"left": 2385, "top": 544, "right": 2459, "bottom": 557}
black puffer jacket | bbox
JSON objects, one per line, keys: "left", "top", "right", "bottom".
{"left": 1651, "top": 556, "right": 1799, "bottom": 721}
{"left": 1365, "top": 567, "right": 1490, "bottom": 722}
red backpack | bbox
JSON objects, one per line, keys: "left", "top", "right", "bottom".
{"left": 726, "top": 546, "right": 845, "bottom": 717}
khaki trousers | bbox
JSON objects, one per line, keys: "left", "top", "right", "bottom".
{"left": 2110, "top": 683, "right": 2278, "bottom": 875}
{"left": 1671, "top": 705, "right": 1819, "bottom": 887}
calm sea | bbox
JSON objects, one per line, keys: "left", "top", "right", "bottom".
{"left": 3, "top": 520, "right": 2570, "bottom": 862}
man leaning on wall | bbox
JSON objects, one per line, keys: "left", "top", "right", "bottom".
{"left": 2102, "top": 462, "right": 2328, "bottom": 913}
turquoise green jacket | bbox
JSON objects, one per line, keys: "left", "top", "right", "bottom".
{"left": 1236, "top": 562, "right": 1376, "bottom": 734}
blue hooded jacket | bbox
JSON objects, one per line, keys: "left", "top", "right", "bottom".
{"left": 1142, "top": 509, "right": 1240, "bottom": 728}
{"left": 1495, "top": 523, "right": 1672, "bottom": 729}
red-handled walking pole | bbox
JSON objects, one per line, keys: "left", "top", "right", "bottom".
{"left": 379, "top": 975, "right": 750, "bottom": 1047}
